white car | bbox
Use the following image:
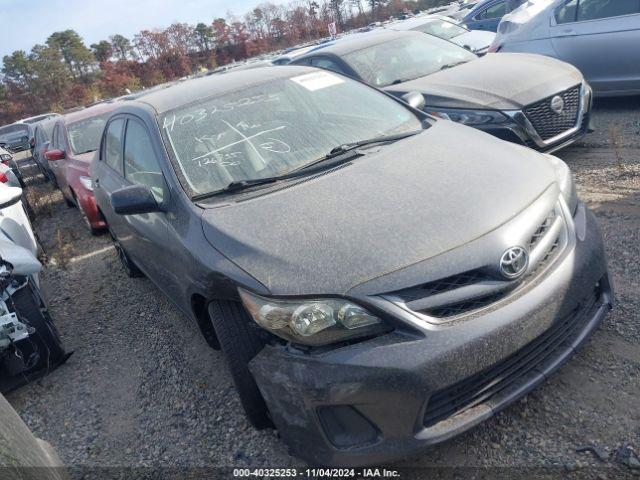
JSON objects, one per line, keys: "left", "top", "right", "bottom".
{"left": 0, "top": 184, "right": 37, "bottom": 260}
{"left": 387, "top": 14, "right": 497, "bottom": 54}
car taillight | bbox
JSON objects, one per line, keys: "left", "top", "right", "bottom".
{"left": 0, "top": 172, "right": 8, "bottom": 183}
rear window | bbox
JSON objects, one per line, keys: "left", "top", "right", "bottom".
{"left": 412, "top": 20, "right": 468, "bottom": 39}
{"left": 67, "top": 115, "right": 108, "bottom": 155}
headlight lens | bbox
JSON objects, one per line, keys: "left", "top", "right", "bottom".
{"left": 79, "top": 175, "right": 93, "bottom": 191}
{"left": 547, "top": 155, "right": 578, "bottom": 215}
{"left": 238, "top": 288, "right": 389, "bottom": 346}
{"left": 427, "top": 108, "right": 508, "bottom": 126}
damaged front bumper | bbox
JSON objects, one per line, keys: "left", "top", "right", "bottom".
{"left": 249, "top": 204, "right": 613, "bottom": 466}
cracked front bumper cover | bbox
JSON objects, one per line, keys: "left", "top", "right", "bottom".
{"left": 249, "top": 204, "right": 612, "bottom": 466}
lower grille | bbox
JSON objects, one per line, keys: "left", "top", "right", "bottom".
{"left": 422, "top": 288, "right": 599, "bottom": 428}
{"left": 524, "top": 85, "right": 581, "bottom": 141}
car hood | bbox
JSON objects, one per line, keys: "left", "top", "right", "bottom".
{"left": 201, "top": 121, "right": 558, "bottom": 296}
{"left": 451, "top": 30, "right": 496, "bottom": 51}
{"left": 383, "top": 53, "right": 583, "bottom": 110}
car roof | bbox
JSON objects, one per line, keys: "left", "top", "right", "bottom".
{"left": 59, "top": 102, "right": 120, "bottom": 125}
{"left": 125, "top": 65, "right": 315, "bottom": 114}
{"left": 296, "top": 30, "right": 424, "bottom": 58}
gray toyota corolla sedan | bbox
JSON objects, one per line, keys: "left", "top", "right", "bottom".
{"left": 91, "top": 66, "right": 612, "bottom": 466}
{"left": 291, "top": 29, "right": 594, "bottom": 153}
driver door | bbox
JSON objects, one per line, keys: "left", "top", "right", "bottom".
{"left": 118, "top": 117, "right": 174, "bottom": 290}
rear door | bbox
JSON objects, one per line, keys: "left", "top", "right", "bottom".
{"left": 550, "top": 0, "right": 640, "bottom": 94}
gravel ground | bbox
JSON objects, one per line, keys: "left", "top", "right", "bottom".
{"left": 5, "top": 97, "right": 640, "bottom": 477}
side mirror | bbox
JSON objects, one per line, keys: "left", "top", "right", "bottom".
{"left": 0, "top": 186, "right": 23, "bottom": 209}
{"left": 401, "top": 91, "right": 426, "bottom": 111}
{"left": 45, "top": 149, "right": 65, "bottom": 161}
{"left": 110, "top": 184, "right": 161, "bottom": 215}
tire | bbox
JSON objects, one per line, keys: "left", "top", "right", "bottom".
{"left": 10, "top": 282, "right": 66, "bottom": 369}
{"left": 208, "top": 300, "right": 272, "bottom": 429}
{"left": 110, "top": 229, "right": 143, "bottom": 277}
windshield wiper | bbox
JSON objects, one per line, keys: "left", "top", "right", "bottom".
{"left": 192, "top": 177, "right": 281, "bottom": 200}
{"left": 192, "top": 130, "right": 422, "bottom": 201}
{"left": 293, "top": 130, "right": 423, "bottom": 174}
{"left": 440, "top": 60, "right": 471, "bottom": 70}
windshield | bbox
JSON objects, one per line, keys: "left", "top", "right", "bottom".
{"left": 343, "top": 35, "right": 476, "bottom": 87}
{"left": 412, "top": 20, "right": 468, "bottom": 39}
{"left": 162, "top": 71, "right": 423, "bottom": 197}
{"left": 68, "top": 115, "right": 108, "bottom": 155}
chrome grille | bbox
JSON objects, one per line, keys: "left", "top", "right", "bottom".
{"left": 386, "top": 206, "right": 565, "bottom": 320}
{"left": 524, "top": 85, "right": 581, "bottom": 141}
{"left": 528, "top": 210, "right": 557, "bottom": 250}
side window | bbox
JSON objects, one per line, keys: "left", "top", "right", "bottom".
{"left": 293, "top": 57, "right": 313, "bottom": 66}
{"left": 104, "top": 118, "right": 125, "bottom": 173}
{"left": 556, "top": 0, "right": 578, "bottom": 23}
{"left": 311, "top": 57, "right": 347, "bottom": 75}
{"left": 123, "top": 119, "right": 165, "bottom": 203}
{"left": 477, "top": 1, "right": 507, "bottom": 19}
{"left": 577, "top": 0, "right": 640, "bottom": 21}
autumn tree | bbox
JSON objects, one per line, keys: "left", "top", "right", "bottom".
{"left": 91, "top": 40, "right": 113, "bottom": 62}
{"left": 110, "top": 34, "right": 134, "bottom": 61}
{"left": 46, "top": 30, "right": 96, "bottom": 81}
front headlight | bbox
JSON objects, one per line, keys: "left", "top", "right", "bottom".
{"left": 79, "top": 175, "right": 93, "bottom": 191}
{"left": 427, "top": 108, "right": 509, "bottom": 126}
{"left": 547, "top": 155, "right": 578, "bottom": 215}
{"left": 238, "top": 288, "right": 390, "bottom": 346}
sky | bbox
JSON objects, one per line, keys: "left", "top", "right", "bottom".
{"left": 0, "top": 0, "right": 285, "bottom": 59}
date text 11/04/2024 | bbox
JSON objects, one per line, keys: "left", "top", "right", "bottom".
{"left": 232, "top": 468, "right": 401, "bottom": 477}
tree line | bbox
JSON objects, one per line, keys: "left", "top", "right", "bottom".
{"left": 0, "top": 0, "right": 450, "bottom": 124}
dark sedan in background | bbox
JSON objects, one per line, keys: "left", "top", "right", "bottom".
{"left": 91, "top": 66, "right": 611, "bottom": 466}
{"left": 0, "top": 124, "right": 30, "bottom": 153}
{"left": 292, "top": 30, "right": 593, "bottom": 153}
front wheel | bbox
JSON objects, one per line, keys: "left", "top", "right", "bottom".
{"left": 208, "top": 300, "right": 272, "bottom": 429}
{"left": 110, "top": 229, "right": 143, "bottom": 278}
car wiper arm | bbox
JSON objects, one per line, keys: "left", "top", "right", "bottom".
{"left": 440, "top": 60, "right": 470, "bottom": 70}
{"left": 291, "top": 130, "right": 423, "bottom": 175}
{"left": 192, "top": 130, "right": 422, "bottom": 201}
{"left": 192, "top": 177, "right": 281, "bottom": 200}
{"left": 328, "top": 130, "right": 423, "bottom": 156}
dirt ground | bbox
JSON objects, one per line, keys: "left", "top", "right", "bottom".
{"left": 5, "top": 97, "right": 640, "bottom": 477}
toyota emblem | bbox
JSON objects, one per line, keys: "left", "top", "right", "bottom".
{"left": 499, "top": 246, "right": 529, "bottom": 279}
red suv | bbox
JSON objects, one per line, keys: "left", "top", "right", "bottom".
{"left": 45, "top": 104, "right": 117, "bottom": 234}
